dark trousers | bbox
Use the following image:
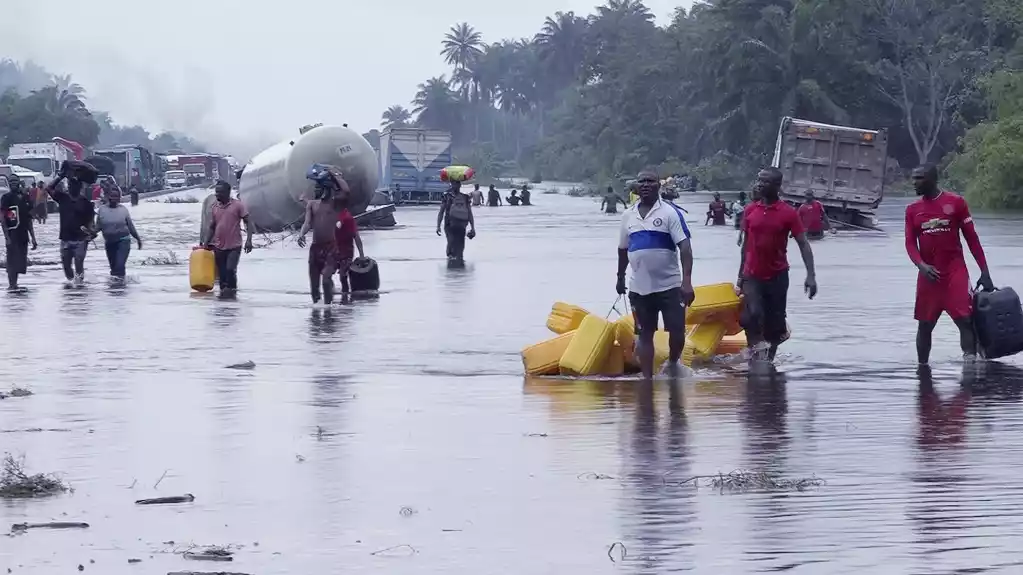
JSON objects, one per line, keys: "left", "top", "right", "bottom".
{"left": 60, "top": 240, "right": 88, "bottom": 280}
{"left": 104, "top": 239, "right": 131, "bottom": 277}
{"left": 214, "top": 247, "right": 241, "bottom": 290}
{"left": 6, "top": 238, "right": 28, "bottom": 286}
{"left": 740, "top": 270, "right": 789, "bottom": 344}
{"left": 445, "top": 219, "right": 468, "bottom": 260}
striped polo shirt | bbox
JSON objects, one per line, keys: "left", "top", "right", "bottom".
{"left": 618, "top": 199, "right": 691, "bottom": 295}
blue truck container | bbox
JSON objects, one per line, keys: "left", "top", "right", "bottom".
{"left": 378, "top": 128, "right": 452, "bottom": 203}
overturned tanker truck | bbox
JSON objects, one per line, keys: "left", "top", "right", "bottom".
{"left": 202, "top": 125, "right": 396, "bottom": 237}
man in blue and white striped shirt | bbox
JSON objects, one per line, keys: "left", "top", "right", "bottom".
{"left": 616, "top": 168, "right": 695, "bottom": 379}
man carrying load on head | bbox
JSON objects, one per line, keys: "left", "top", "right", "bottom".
{"left": 616, "top": 168, "right": 696, "bottom": 380}
{"left": 436, "top": 180, "right": 476, "bottom": 264}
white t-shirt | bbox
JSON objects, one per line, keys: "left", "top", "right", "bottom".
{"left": 618, "top": 199, "right": 691, "bottom": 295}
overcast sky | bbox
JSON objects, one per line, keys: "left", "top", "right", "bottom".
{"left": 0, "top": 0, "right": 693, "bottom": 158}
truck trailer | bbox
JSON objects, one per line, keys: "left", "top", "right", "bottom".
{"left": 377, "top": 128, "right": 452, "bottom": 204}
{"left": 772, "top": 117, "right": 888, "bottom": 230}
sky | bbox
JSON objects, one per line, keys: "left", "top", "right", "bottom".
{"left": 0, "top": 0, "right": 693, "bottom": 159}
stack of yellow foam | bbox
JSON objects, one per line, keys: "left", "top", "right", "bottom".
{"left": 521, "top": 284, "right": 761, "bottom": 376}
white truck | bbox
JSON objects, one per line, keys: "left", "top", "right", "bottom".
{"left": 772, "top": 117, "right": 888, "bottom": 230}
{"left": 6, "top": 141, "right": 80, "bottom": 186}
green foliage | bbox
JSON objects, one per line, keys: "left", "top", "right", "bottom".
{"left": 386, "top": 0, "right": 1022, "bottom": 204}
{"left": 946, "top": 71, "right": 1023, "bottom": 208}
{"left": 0, "top": 59, "right": 204, "bottom": 155}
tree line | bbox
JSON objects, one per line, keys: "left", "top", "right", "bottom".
{"left": 0, "top": 59, "right": 205, "bottom": 156}
{"left": 379, "top": 0, "right": 1023, "bottom": 207}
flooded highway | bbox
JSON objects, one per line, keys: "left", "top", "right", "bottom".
{"left": 3, "top": 185, "right": 1023, "bottom": 574}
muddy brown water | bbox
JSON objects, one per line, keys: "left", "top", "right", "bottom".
{"left": 3, "top": 187, "right": 1023, "bottom": 574}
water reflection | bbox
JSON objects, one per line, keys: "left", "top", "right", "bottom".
{"left": 622, "top": 379, "right": 694, "bottom": 572}
{"left": 741, "top": 368, "right": 790, "bottom": 468}
{"left": 916, "top": 365, "right": 970, "bottom": 450}
{"left": 308, "top": 308, "right": 342, "bottom": 341}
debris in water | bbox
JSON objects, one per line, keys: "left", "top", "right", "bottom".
{"left": 128, "top": 558, "right": 142, "bottom": 564}
{"left": 154, "top": 469, "right": 169, "bottom": 489}
{"left": 225, "top": 361, "right": 255, "bottom": 370}
{"left": 139, "top": 251, "right": 181, "bottom": 266}
{"left": 11, "top": 522, "right": 89, "bottom": 532}
{"left": 135, "top": 494, "right": 195, "bottom": 505}
{"left": 524, "top": 432, "right": 548, "bottom": 437}
{"left": 167, "top": 568, "right": 253, "bottom": 572}
{"left": 0, "top": 387, "right": 32, "bottom": 400}
{"left": 671, "top": 469, "right": 825, "bottom": 493}
{"left": 295, "top": 454, "right": 305, "bottom": 463}
{"left": 370, "top": 544, "right": 417, "bottom": 557}
{"left": 0, "top": 428, "right": 71, "bottom": 434}
{"left": 0, "top": 454, "right": 69, "bottom": 498}
{"left": 399, "top": 506, "right": 416, "bottom": 517}
{"left": 577, "top": 472, "right": 616, "bottom": 481}
{"left": 163, "top": 196, "right": 200, "bottom": 204}
{"left": 183, "top": 553, "right": 232, "bottom": 563}
{"left": 608, "top": 541, "right": 627, "bottom": 562}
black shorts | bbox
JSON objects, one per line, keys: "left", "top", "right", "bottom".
{"left": 740, "top": 270, "right": 789, "bottom": 343}
{"left": 5, "top": 239, "right": 28, "bottom": 275}
{"left": 629, "top": 287, "right": 686, "bottom": 336}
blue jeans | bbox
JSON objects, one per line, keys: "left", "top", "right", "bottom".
{"left": 104, "top": 238, "right": 131, "bottom": 277}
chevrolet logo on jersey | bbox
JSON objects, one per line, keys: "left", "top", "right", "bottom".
{"left": 921, "top": 217, "right": 950, "bottom": 232}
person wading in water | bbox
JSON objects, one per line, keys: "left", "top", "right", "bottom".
{"left": 738, "top": 167, "right": 817, "bottom": 362}
{"left": 205, "top": 180, "right": 253, "bottom": 297}
{"left": 1, "top": 176, "right": 37, "bottom": 291}
{"left": 904, "top": 164, "right": 994, "bottom": 364}
{"left": 616, "top": 168, "right": 695, "bottom": 380}
{"left": 297, "top": 170, "right": 348, "bottom": 304}
{"left": 95, "top": 188, "right": 142, "bottom": 282}
{"left": 436, "top": 180, "right": 476, "bottom": 264}
{"left": 334, "top": 183, "right": 365, "bottom": 295}
{"left": 47, "top": 161, "right": 97, "bottom": 286}
{"left": 798, "top": 190, "right": 832, "bottom": 239}
{"left": 470, "top": 183, "right": 484, "bottom": 207}
{"left": 601, "top": 186, "right": 627, "bottom": 214}
{"left": 705, "top": 192, "right": 728, "bottom": 226}
{"left": 487, "top": 184, "right": 502, "bottom": 207}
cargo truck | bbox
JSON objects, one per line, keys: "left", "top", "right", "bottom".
{"left": 378, "top": 128, "right": 452, "bottom": 204}
{"left": 6, "top": 139, "right": 84, "bottom": 186}
{"left": 93, "top": 145, "right": 158, "bottom": 191}
{"left": 771, "top": 117, "right": 888, "bottom": 230}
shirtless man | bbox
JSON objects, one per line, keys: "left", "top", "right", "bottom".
{"left": 297, "top": 172, "right": 350, "bottom": 304}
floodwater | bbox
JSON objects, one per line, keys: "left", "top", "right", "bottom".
{"left": 3, "top": 186, "right": 1023, "bottom": 574}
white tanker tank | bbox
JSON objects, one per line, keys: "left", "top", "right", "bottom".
{"left": 237, "top": 125, "right": 379, "bottom": 232}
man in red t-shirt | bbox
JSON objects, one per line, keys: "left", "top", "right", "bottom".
{"left": 905, "top": 164, "right": 993, "bottom": 364}
{"left": 797, "top": 190, "right": 832, "bottom": 239}
{"left": 738, "top": 167, "right": 818, "bottom": 362}
{"left": 333, "top": 186, "right": 365, "bottom": 294}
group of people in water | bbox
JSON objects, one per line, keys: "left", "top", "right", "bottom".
{"left": 2, "top": 162, "right": 144, "bottom": 291}
{"left": 615, "top": 163, "right": 995, "bottom": 373}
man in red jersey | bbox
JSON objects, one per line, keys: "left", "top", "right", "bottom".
{"left": 905, "top": 165, "right": 994, "bottom": 364}
{"left": 797, "top": 190, "right": 832, "bottom": 239}
{"left": 738, "top": 167, "right": 818, "bottom": 362}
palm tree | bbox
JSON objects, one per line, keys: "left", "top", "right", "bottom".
{"left": 380, "top": 105, "right": 412, "bottom": 130}
{"left": 412, "top": 76, "right": 457, "bottom": 130}
{"left": 441, "top": 23, "right": 484, "bottom": 70}
{"left": 534, "top": 11, "right": 588, "bottom": 91}
{"left": 32, "top": 85, "right": 90, "bottom": 117}
{"left": 51, "top": 74, "right": 85, "bottom": 97}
